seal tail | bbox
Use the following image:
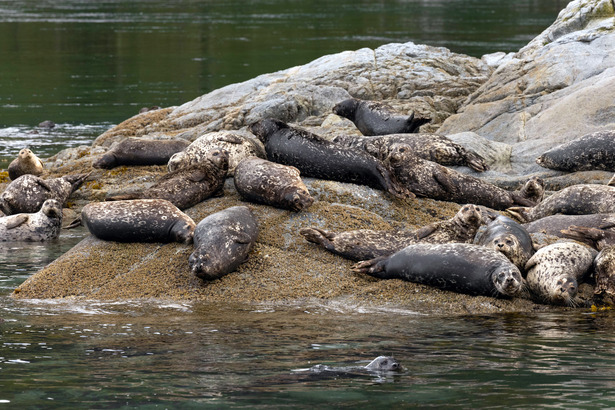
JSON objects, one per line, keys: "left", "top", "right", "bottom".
{"left": 351, "top": 256, "right": 388, "bottom": 277}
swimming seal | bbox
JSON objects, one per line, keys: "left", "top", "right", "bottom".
{"left": 299, "top": 356, "right": 401, "bottom": 376}
{"left": 524, "top": 242, "right": 596, "bottom": 306}
{"left": 352, "top": 243, "right": 523, "bottom": 297}
{"left": 300, "top": 204, "right": 483, "bottom": 261}
{"left": 93, "top": 137, "right": 190, "bottom": 169}
{"left": 0, "top": 199, "right": 62, "bottom": 242}
{"left": 106, "top": 149, "right": 228, "bottom": 210}
{"left": 81, "top": 199, "right": 195, "bottom": 244}
{"left": 248, "top": 119, "right": 412, "bottom": 199}
{"left": 8, "top": 148, "right": 44, "bottom": 180}
{"left": 536, "top": 130, "right": 615, "bottom": 172}
{"left": 189, "top": 205, "right": 258, "bottom": 280}
{"left": 234, "top": 157, "right": 314, "bottom": 212}
{"left": 0, "top": 173, "right": 90, "bottom": 215}
{"left": 474, "top": 215, "right": 535, "bottom": 271}
{"left": 332, "top": 98, "right": 431, "bottom": 135}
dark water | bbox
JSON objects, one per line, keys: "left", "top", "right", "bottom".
{"left": 4, "top": 0, "right": 610, "bottom": 408}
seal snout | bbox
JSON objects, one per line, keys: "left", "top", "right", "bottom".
{"left": 555, "top": 278, "right": 578, "bottom": 303}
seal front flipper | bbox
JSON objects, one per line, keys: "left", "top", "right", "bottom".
{"left": 510, "top": 192, "right": 537, "bottom": 207}
{"left": 414, "top": 225, "right": 436, "bottom": 240}
{"left": 217, "top": 134, "right": 244, "bottom": 144}
{"left": 462, "top": 150, "right": 489, "bottom": 172}
{"left": 433, "top": 169, "right": 455, "bottom": 193}
{"left": 505, "top": 207, "right": 531, "bottom": 223}
{"left": 376, "top": 163, "right": 415, "bottom": 200}
{"left": 234, "top": 231, "right": 255, "bottom": 245}
{"left": 406, "top": 115, "right": 431, "bottom": 133}
{"left": 5, "top": 215, "right": 29, "bottom": 230}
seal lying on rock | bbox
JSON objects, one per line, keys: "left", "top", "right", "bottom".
{"left": 352, "top": 243, "right": 523, "bottom": 297}
{"left": 474, "top": 215, "right": 535, "bottom": 271}
{"left": 332, "top": 98, "right": 430, "bottom": 135}
{"left": 189, "top": 205, "right": 258, "bottom": 280}
{"left": 300, "top": 204, "right": 483, "bottom": 261}
{"left": 523, "top": 213, "right": 615, "bottom": 237}
{"left": 249, "top": 118, "right": 412, "bottom": 199}
{"left": 0, "top": 173, "right": 90, "bottom": 215}
{"left": 92, "top": 137, "right": 190, "bottom": 169}
{"left": 536, "top": 130, "right": 615, "bottom": 172}
{"left": 81, "top": 199, "right": 196, "bottom": 244}
{"left": 234, "top": 157, "right": 314, "bottom": 212}
{"left": 106, "top": 149, "right": 228, "bottom": 210}
{"left": 0, "top": 199, "right": 62, "bottom": 242}
{"left": 8, "top": 148, "right": 44, "bottom": 180}
{"left": 332, "top": 133, "right": 488, "bottom": 172}
{"left": 594, "top": 247, "right": 615, "bottom": 302}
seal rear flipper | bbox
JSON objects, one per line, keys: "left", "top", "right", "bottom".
{"left": 5, "top": 215, "right": 29, "bottom": 230}
{"left": 65, "top": 171, "right": 92, "bottom": 192}
{"left": 351, "top": 256, "right": 388, "bottom": 276}
{"left": 299, "top": 227, "right": 335, "bottom": 246}
{"left": 64, "top": 216, "right": 82, "bottom": 230}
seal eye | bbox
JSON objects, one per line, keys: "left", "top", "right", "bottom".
{"left": 398, "top": 147, "right": 406, "bottom": 153}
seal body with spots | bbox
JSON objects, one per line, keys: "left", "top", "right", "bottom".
{"left": 594, "top": 247, "right": 615, "bottom": 300}
{"left": 189, "top": 205, "right": 258, "bottom": 280}
{"left": 106, "top": 149, "right": 229, "bottom": 210}
{"left": 524, "top": 242, "right": 596, "bottom": 306}
{"left": 168, "top": 131, "right": 266, "bottom": 176}
{"left": 234, "top": 157, "right": 314, "bottom": 212}
{"left": 536, "top": 130, "right": 615, "bottom": 172}
{"left": 93, "top": 138, "right": 190, "bottom": 169}
{"left": 248, "top": 119, "right": 412, "bottom": 199}
{"left": 0, "top": 173, "right": 90, "bottom": 215}
{"left": 300, "top": 204, "right": 483, "bottom": 261}
{"left": 332, "top": 98, "right": 431, "bottom": 135}
{"left": 8, "top": 148, "right": 44, "bottom": 180}
{"left": 352, "top": 243, "right": 523, "bottom": 297}
{"left": 81, "top": 199, "right": 196, "bottom": 244}
{"left": 0, "top": 199, "right": 62, "bottom": 241}
{"left": 474, "top": 215, "right": 535, "bottom": 271}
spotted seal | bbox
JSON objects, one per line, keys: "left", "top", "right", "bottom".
{"left": 106, "top": 149, "right": 228, "bottom": 210}
{"left": 474, "top": 215, "right": 535, "bottom": 271}
{"left": 332, "top": 98, "right": 431, "bottom": 135}
{"left": 524, "top": 242, "right": 596, "bottom": 306}
{"left": 0, "top": 173, "right": 90, "bottom": 215}
{"left": 81, "top": 199, "right": 195, "bottom": 244}
{"left": 297, "top": 356, "right": 401, "bottom": 376}
{"left": 332, "top": 133, "right": 488, "bottom": 172}
{"left": 0, "top": 199, "right": 62, "bottom": 242}
{"left": 536, "top": 130, "right": 615, "bottom": 172}
{"left": 248, "top": 119, "right": 412, "bottom": 199}
{"left": 8, "top": 148, "right": 45, "bottom": 180}
{"left": 300, "top": 204, "right": 483, "bottom": 261}
{"left": 594, "top": 247, "right": 615, "bottom": 301}
{"left": 189, "top": 205, "right": 258, "bottom": 280}
{"left": 93, "top": 137, "right": 190, "bottom": 169}
{"left": 167, "top": 131, "right": 266, "bottom": 176}
{"left": 234, "top": 157, "right": 314, "bottom": 212}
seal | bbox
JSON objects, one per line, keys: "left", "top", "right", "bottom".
{"left": 38, "top": 120, "right": 55, "bottom": 129}
{"left": 81, "top": 199, "right": 195, "bottom": 244}
{"left": 332, "top": 98, "right": 431, "bottom": 135}
{"left": 0, "top": 199, "right": 62, "bottom": 242}
{"left": 560, "top": 226, "right": 615, "bottom": 250}
{"left": 233, "top": 157, "right": 314, "bottom": 212}
{"left": 332, "top": 133, "right": 489, "bottom": 172}
{"left": 106, "top": 149, "right": 229, "bottom": 210}
{"left": 167, "top": 131, "right": 266, "bottom": 176}
{"left": 248, "top": 119, "right": 412, "bottom": 199}
{"left": 524, "top": 242, "right": 596, "bottom": 306}
{"left": 594, "top": 247, "right": 615, "bottom": 301}
{"left": 516, "top": 176, "right": 545, "bottom": 205}
{"left": 300, "top": 203, "right": 483, "bottom": 261}
{"left": 0, "top": 173, "right": 90, "bottom": 215}
{"left": 507, "top": 184, "right": 615, "bottom": 223}
{"left": 93, "top": 137, "right": 190, "bottom": 169}
{"left": 8, "top": 148, "right": 45, "bottom": 180}
{"left": 536, "top": 130, "right": 615, "bottom": 172}
{"left": 189, "top": 205, "right": 258, "bottom": 280}
{"left": 384, "top": 143, "right": 537, "bottom": 209}
{"left": 297, "top": 356, "right": 401, "bottom": 376}
{"left": 352, "top": 243, "right": 523, "bottom": 297}
{"left": 474, "top": 215, "right": 535, "bottom": 271}
{"left": 523, "top": 213, "right": 615, "bottom": 237}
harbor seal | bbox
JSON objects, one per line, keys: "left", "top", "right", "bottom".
{"left": 536, "top": 130, "right": 615, "bottom": 172}
{"left": 352, "top": 243, "right": 523, "bottom": 297}
{"left": 0, "top": 199, "right": 62, "bottom": 242}
{"left": 93, "top": 137, "right": 190, "bottom": 169}
{"left": 189, "top": 206, "right": 258, "bottom": 280}
{"left": 560, "top": 226, "right": 615, "bottom": 250}
{"left": 167, "top": 131, "right": 266, "bottom": 176}
{"left": 106, "top": 149, "right": 228, "bottom": 210}
{"left": 332, "top": 98, "right": 431, "bottom": 135}
{"left": 474, "top": 215, "right": 535, "bottom": 271}
{"left": 81, "top": 199, "right": 195, "bottom": 244}
{"left": 594, "top": 247, "right": 615, "bottom": 301}
{"left": 523, "top": 213, "right": 615, "bottom": 237}
{"left": 332, "top": 133, "right": 488, "bottom": 172}
{"left": 8, "top": 148, "right": 44, "bottom": 180}
{"left": 300, "top": 203, "right": 483, "bottom": 261}
{"left": 0, "top": 173, "right": 90, "bottom": 215}
{"left": 297, "top": 356, "right": 401, "bottom": 376}
{"left": 524, "top": 242, "right": 596, "bottom": 306}
{"left": 248, "top": 119, "right": 412, "bottom": 199}
{"left": 234, "top": 157, "right": 314, "bottom": 212}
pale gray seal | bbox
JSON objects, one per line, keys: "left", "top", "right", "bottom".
{"left": 299, "top": 356, "right": 401, "bottom": 376}
{"left": 536, "top": 130, "right": 615, "bottom": 172}
{"left": 93, "top": 137, "right": 190, "bottom": 169}
{"left": 474, "top": 215, "right": 535, "bottom": 271}
{"left": 189, "top": 205, "right": 258, "bottom": 280}
{"left": 8, "top": 148, "right": 44, "bottom": 180}
{"left": 0, "top": 199, "right": 62, "bottom": 242}
{"left": 234, "top": 157, "right": 314, "bottom": 212}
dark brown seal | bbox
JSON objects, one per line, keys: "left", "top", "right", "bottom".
{"left": 234, "top": 157, "right": 314, "bottom": 212}
{"left": 474, "top": 215, "right": 535, "bottom": 271}
{"left": 536, "top": 130, "right": 615, "bottom": 172}
{"left": 300, "top": 204, "right": 483, "bottom": 261}
{"left": 92, "top": 137, "right": 190, "bottom": 169}
{"left": 8, "top": 148, "right": 45, "bottom": 180}
{"left": 106, "top": 149, "right": 228, "bottom": 210}
{"left": 332, "top": 98, "right": 431, "bottom": 135}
